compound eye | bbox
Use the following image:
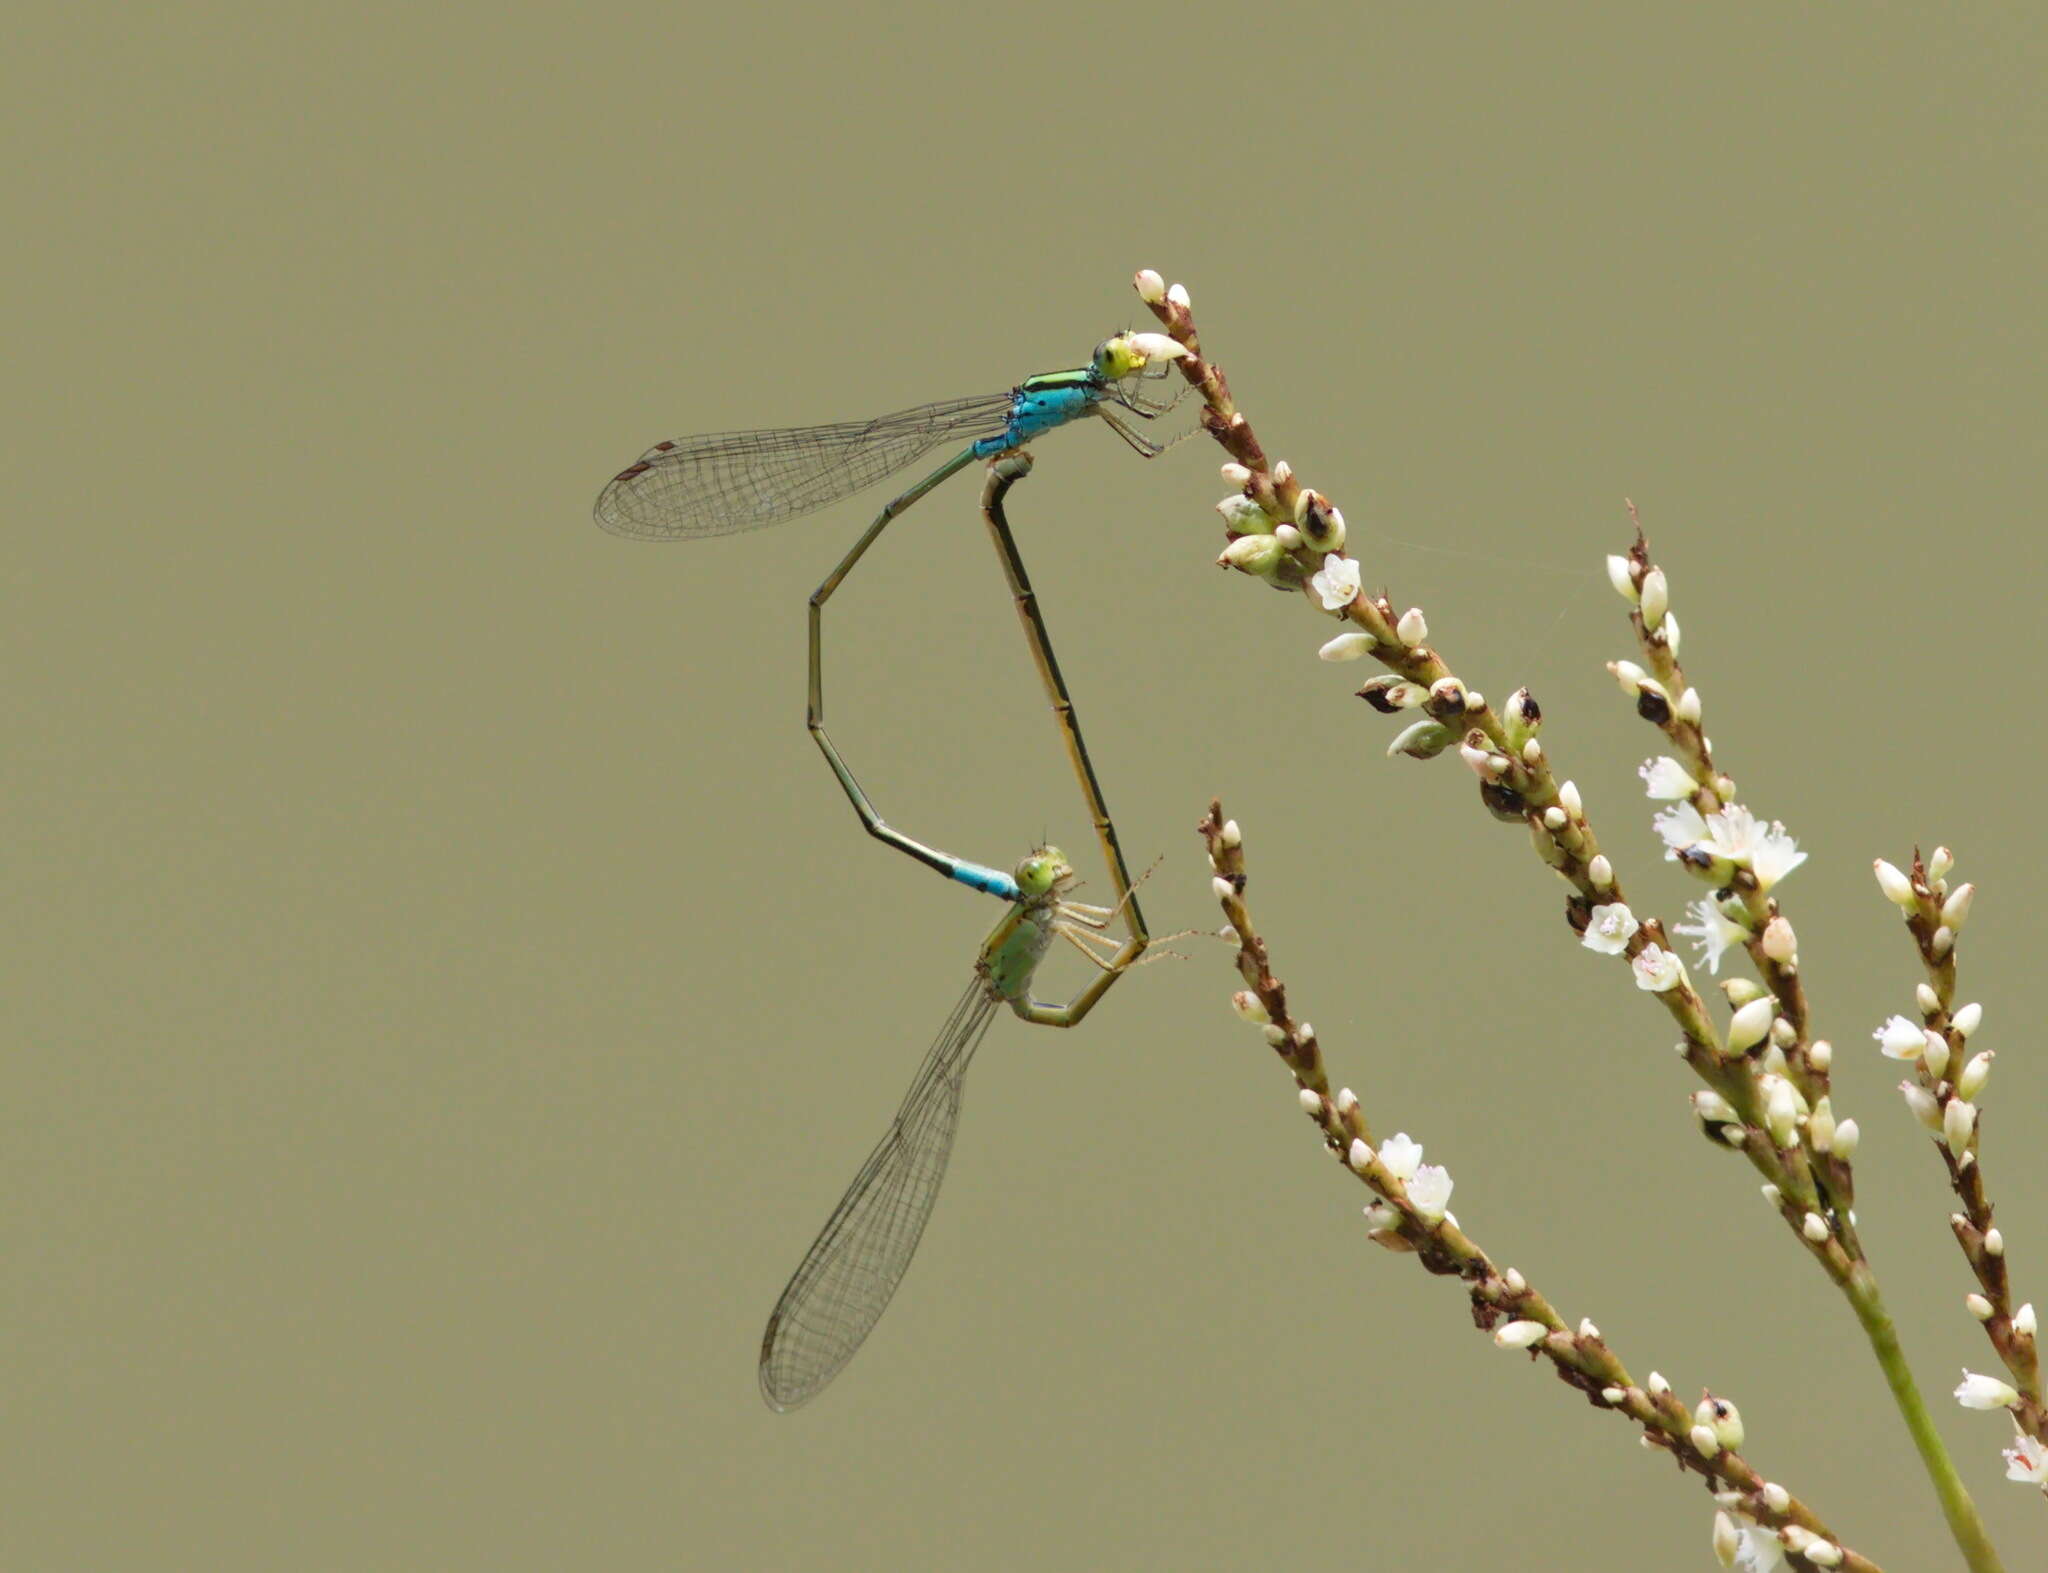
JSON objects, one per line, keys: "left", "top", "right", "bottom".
{"left": 1014, "top": 851, "right": 1066, "bottom": 896}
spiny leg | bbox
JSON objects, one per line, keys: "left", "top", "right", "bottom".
{"left": 1058, "top": 921, "right": 1128, "bottom": 971}
{"left": 1096, "top": 407, "right": 1169, "bottom": 456}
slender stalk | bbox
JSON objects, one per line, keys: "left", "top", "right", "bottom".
{"left": 1843, "top": 1266, "right": 2005, "bottom": 1572}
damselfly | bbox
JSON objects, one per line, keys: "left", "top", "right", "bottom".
{"left": 755, "top": 456, "right": 1162, "bottom": 1409}
{"left": 757, "top": 839, "right": 1146, "bottom": 1412}
{"left": 592, "top": 333, "right": 1187, "bottom": 541}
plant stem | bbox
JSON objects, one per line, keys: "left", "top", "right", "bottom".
{"left": 1844, "top": 1263, "right": 2004, "bottom": 1572}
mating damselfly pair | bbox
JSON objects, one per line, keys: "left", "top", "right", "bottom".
{"left": 594, "top": 330, "right": 1191, "bottom": 1409}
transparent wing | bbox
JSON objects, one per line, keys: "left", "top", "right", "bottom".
{"left": 758, "top": 980, "right": 1001, "bottom": 1411}
{"left": 594, "top": 392, "right": 1016, "bottom": 541}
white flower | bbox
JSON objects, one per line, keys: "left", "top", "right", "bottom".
{"left": 1874, "top": 1015, "right": 1926, "bottom": 1059}
{"left": 1376, "top": 1131, "right": 1424, "bottom": 1182}
{"left": 1696, "top": 805, "right": 1808, "bottom": 892}
{"left": 1638, "top": 756, "right": 1698, "bottom": 800}
{"left": 1631, "top": 944, "right": 1687, "bottom": 993}
{"left": 1732, "top": 1522, "right": 1786, "bottom": 1572}
{"left": 1310, "top": 553, "right": 1362, "bottom": 611}
{"left": 2004, "top": 1429, "right": 2048, "bottom": 1486}
{"left": 1955, "top": 1370, "right": 2020, "bottom": 1411}
{"left": 1581, "top": 902, "right": 1640, "bottom": 955}
{"left": 1652, "top": 801, "right": 1707, "bottom": 857}
{"left": 1407, "top": 1162, "right": 1454, "bottom": 1221}
{"left": 1361, "top": 1200, "right": 1401, "bottom": 1232}
{"left": 1674, "top": 896, "right": 1749, "bottom": 974}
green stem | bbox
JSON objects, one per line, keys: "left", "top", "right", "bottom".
{"left": 1844, "top": 1264, "right": 2004, "bottom": 1572}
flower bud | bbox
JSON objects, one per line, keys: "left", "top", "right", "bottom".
{"left": 1298, "top": 494, "right": 1346, "bottom": 553}
{"left": 1831, "top": 1117, "right": 1859, "bottom": 1158}
{"left": 1957, "top": 1050, "right": 1992, "bottom": 1101}
{"left": 1721, "top": 977, "right": 1767, "bottom": 1009}
{"left": 1218, "top": 533, "right": 1285, "bottom": 578}
{"left": 1387, "top": 719, "right": 1455, "bottom": 760}
{"left": 1214, "top": 493, "right": 1268, "bottom": 534}
{"left": 1231, "top": 990, "right": 1270, "bottom": 1024}
{"left": 1220, "top": 461, "right": 1251, "bottom": 486}
{"left": 1915, "top": 982, "right": 1940, "bottom": 1016}
{"left": 1675, "top": 686, "right": 1702, "bottom": 724}
{"left": 1166, "top": 281, "right": 1191, "bottom": 308}
{"left": 2015, "top": 1302, "right": 2036, "bottom": 1338}
{"left": 1356, "top": 675, "right": 1425, "bottom": 711}
{"left": 1558, "top": 780, "right": 1583, "bottom": 818}
{"left": 1690, "top": 1423, "right": 1721, "bottom": 1459}
{"left": 1692, "top": 1089, "right": 1737, "bottom": 1124}
{"left": 1802, "top": 1211, "right": 1830, "bottom": 1242}
{"left": 1712, "top": 1512, "right": 1740, "bottom": 1568}
{"left": 1873, "top": 859, "right": 1918, "bottom": 907}
{"left": 1696, "top": 1395, "right": 1744, "bottom": 1450}
{"left": 1638, "top": 567, "right": 1669, "bottom": 631}
{"left": 1965, "top": 1293, "right": 1994, "bottom": 1321}
{"left": 1808, "top": 1039, "right": 1832, "bottom": 1072}
{"left": 1493, "top": 1320, "right": 1547, "bottom": 1350}
{"left": 1951, "top": 1001, "right": 1982, "bottom": 1037}
{"left": 1943, "top": 1097, "right": 1977, "bottom": 1156}
{"left": 1922, "top": 1031, "right": 1951, "bottom": 1082}
{"left": 1395, "top": 606, "right": 1428, "bottom": 647}
{"left": 1606, "top": 554, "right": 1639, "bottom": 601}
{"left": 1900, "top": 1082, "right": 1941, "bottom": 1131}
{"left": 1134, "top": 268, "right": 1167, "bottom": 303}
{"left": 1504, "top": 687, "right": 1542, "bottom": 739}
{"left": 1760, "top": 916, "right": 1796, "bottom": 962}
{"left": 1727, "top": 996, "right": 1776, "bottom": 1054}
{"left": 1807, "top": 1097, "right": 1836, "bottom": 1152}
{"left": 1940, "top": 882, "right": 1975, "bottom": 930}
{"left": 1319, "top": 631, "right": 1374, "bottom": 662}
{"left": 1428, "top": 676, "right": 1469, "bottom": 715}
{"left": 1954, "top": 1371, "right": 2019, "bottom": 1410}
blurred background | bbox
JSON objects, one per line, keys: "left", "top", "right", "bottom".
{"left": 9, "top": 4, "right": 2046, "bottom": 1567}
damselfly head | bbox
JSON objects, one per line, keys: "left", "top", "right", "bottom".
{"left": 1093, "top": 330, "right": 1188, "bottom": 384}
{"left": 1014, "top": 845, "right": 1076, "bottom": 899}
{"left": 1092, "top": 334, "right": 1147, "bottom": 382}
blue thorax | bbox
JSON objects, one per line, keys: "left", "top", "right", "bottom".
{"left": 970, "top": 368, "right": 1108, "bottom": 458}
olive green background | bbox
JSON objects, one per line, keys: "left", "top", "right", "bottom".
{"left": 10, "top": 4, "right": 2046, "bottom": 1569}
